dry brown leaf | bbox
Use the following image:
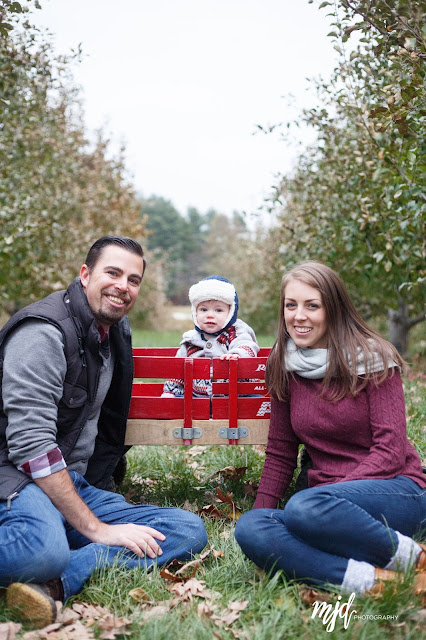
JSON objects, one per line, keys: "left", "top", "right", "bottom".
{"left": 408, "top": 608, "right": 426, "bottom": 622}
{"left": 128, "top": 587, "right": 151, "bottom": 603}
{"left": 215, "top": 488, "right": 235, "bottom": 505}
{"left": 243, "top": 482, "right": 258, "bottom": 497}
{"left": 70, "top": 602, "right": 111, "bottom": 620}
{"left": 197, "top": 602, "right": 216, "bottom": 620}
{"left": 97, "top": 615, "right": 132, "bottom": 631}
{"left": 216, "top": 600, "right": 249, "bottom": 628}
{"left": 142, "top": 605, "right": 169, "bottom": 621}
{"left": 0, "top": 622, "right": 22, "bottom": 640}
{"left": 184, "top": 446, "right": 207, "bottom": 457}
{"left": 175, "top": 547, "right": 223, "bottom": 575}
{"left": 61, "top": 620, "right": 95, "bottom": 639}
{"left": 23, "top": 620, "right": 95, "bottom": 640}
{"left": 182, "top": 499, "right": 199, "bottom": 513}
{"left": 97, "top": 614, "right": 132, "bottom": 639}
{"left": 213, "top": 466, "right": 247, "bottom": 479}
{"left": 169, "top": 578, "right": 215, "bottom": 605}
{"left": 298, "top": 587, "right": 330, "bottom": 606}
{"left": 214, "top": 489, "right": 243, "bottom": 520}
{"left": 201, "top": 504, "right": 229, "bottom": 520}
{"left": 56, "top": 609, "right": 80, "bottom": 626}
{"left": 160, "top": 568, "right": 186, "bottom": 582}
{"left": 227, "top": 601, "right": 249, "bottom": 613}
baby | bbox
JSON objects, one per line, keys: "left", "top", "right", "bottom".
{"left": 162, "top": 275, "right": 259, "bottom": 397}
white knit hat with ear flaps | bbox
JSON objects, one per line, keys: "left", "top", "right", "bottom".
{"left": 188, "top": 276, "right": 238, "bottom": 334}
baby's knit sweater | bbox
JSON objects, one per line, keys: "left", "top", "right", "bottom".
{"left": 163, "top": 319, "right": 259, "bottom": 397}
{"left": 254, "top": 369, "right": 426, "bottom": 509}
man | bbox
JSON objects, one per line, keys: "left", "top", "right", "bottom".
{"left": 0, "top": 236, "right": 207, "bottom": 628}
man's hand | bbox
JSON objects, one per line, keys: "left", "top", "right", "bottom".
{"left": 35, "top": 469, "right": 165, "bottom": 558}
{"left": 91, "top": 523, "right": 165, "bottom": 558}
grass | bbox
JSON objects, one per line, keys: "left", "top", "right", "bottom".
{"left": 131, "top": 328, "right": 276, "bottom": 348}
{"left": 1, "top": 329, "right": 425, "bottom": 638}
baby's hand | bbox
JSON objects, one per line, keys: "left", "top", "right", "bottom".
{"left": 220, "top": 353, "right": 240, "bottom": 361}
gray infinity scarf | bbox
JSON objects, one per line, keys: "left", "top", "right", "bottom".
{"left": 285, "top": 338, "right": 395, "bottom": 379}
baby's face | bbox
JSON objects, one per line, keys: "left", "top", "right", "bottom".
{"left": 196, "top": 299, "right": 230, "bottom": 335}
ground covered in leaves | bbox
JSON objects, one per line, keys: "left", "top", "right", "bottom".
{"left": 1, "top": 376, "right": 425, "bottom": 639}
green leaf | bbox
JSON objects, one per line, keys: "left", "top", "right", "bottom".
{"left": 319, "top": 1, "right": 331, "bottom": 8}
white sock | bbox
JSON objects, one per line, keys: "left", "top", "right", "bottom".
{"left": 341, "top": 559, "right": 376, "bottom": 594}
{"left": 385, "top": 531, "right": 422, "bottom": 571}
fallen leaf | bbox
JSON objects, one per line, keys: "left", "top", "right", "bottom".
{"left": 175, "top": 547, "right": 224, "bottom": 575}
{"left": 185, "top": 446, "right": 207, "bottom": 457}
{"left": 128, "top": 587, "right": 151, "bottom": 603}
{"left": 160, "top": 568, "right": 187, "bottom": 582}
{"left": 70, "top": 602, "right": 111, "bottom": 620}
{"left": 197, "top": 602, "right": 216, "bottom": 620}
{"left": 182, "top": 499, "right": 199, "bottom": 513}
{"left": 201, "top": 504, "right": 229, "bottom": 520}
{"left": 216, "top": 600, "right": 249, "bottom": 627}
{"left": 214, "top": 466, "right": 247, "bottom": 479}
{"left": 298, "top": 587, "right": 330, "bottom": 606}
{"left": 142, "top": 605, "right": 169, "bottom": 621}
{"left": 215, "top": 488, "right": 235, "bottom": 505}
{"left": 56, "top": 609, "right": 80, "bottom": 626}
{"left": 408, "top": 608, "right": 426, "bottom": 621}
{"left": 0, "top": 622, "right": 22, "bottom": 640}
{"left": 169, "top": 578, "right": 216, "bottom": 605}
{"left": 243, "top": 482, "right": 258, "bottom": 497}
{"left": 97, "top": 614, "right": 132, "bottom": 638}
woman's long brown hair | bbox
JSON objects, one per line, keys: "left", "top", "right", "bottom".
{"left": 265, "top": 261, "right": 406, "bottom": 402}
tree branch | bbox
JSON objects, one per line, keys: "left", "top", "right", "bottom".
{"left": 407, "top": 312, "right": 426, "bottom": 329}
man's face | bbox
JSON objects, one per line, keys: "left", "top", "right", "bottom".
{"left": 80, "top": 245, "right": 144, "bottom": 329}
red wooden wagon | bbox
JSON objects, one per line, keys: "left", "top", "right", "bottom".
{"left": 126, "top": 348, "right": 271, "bottom": 446}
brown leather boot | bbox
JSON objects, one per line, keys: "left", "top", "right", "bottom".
{"left": 366, "top": 567, "right": 426, "bottom": 597}
{"left": 6, "top": 579, "right": 63, "bottom": 629}
{"left": 366, "top": 568, "right": 401, "bottom": 595}
{"left": 415, "top": 543, "right": 426, "bottom": 572}
{"left": 414, "top": 572, "right": 426, "bottom": 595}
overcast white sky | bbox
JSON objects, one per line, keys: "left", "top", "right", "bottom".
{"left": 30, "top": 0, "right": 337, "bottom": 218}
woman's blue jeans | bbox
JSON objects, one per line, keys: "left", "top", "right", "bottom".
{"left": 0, "top": 472, "right": 207, "bottom": 600}
{"left": 235, "top": 476, "right": 426, "bottom": 588}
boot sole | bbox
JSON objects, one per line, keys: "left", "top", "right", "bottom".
{"left": 6, "top": 582, "right": 57, "bottom": 629}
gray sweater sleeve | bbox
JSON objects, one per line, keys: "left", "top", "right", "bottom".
{"left": 3, "top": 319, "right": 67, "bottom": 466}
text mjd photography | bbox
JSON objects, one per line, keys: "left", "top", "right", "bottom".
{"left": 311, "top": 593, "right": 398, "bottom": 632}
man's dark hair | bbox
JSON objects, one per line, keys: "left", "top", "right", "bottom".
{"left": 85, "top": 236, "right": 146, "bottom": 272}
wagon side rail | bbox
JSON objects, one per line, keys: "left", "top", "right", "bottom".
{"left": 126, "top": 348, "right": 271, "bottom": 446}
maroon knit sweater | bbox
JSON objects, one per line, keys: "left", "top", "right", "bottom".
{"left": 254, "top": 369, "right": 426, "bottom": 509}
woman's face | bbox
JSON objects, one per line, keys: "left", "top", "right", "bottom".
{"left": 284, "top": 278, "right": 328, "bottom": 349}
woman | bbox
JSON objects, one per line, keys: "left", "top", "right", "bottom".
{"left": 235, "top": 261, "right": 426, "bottom": 595}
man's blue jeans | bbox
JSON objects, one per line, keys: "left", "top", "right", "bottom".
{"left": 0, "top": 472, "right": 207, "bottom": 599}
{"left": 235, "top": 476, "right": 426, "bottom": 588}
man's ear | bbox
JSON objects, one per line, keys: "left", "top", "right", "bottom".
{"left": 80, "top": 264, "right": 90, "bottom": 289}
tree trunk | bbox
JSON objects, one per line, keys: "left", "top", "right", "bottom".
{"left": 388, "top": 300, "right": 425, "bottom": 357}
